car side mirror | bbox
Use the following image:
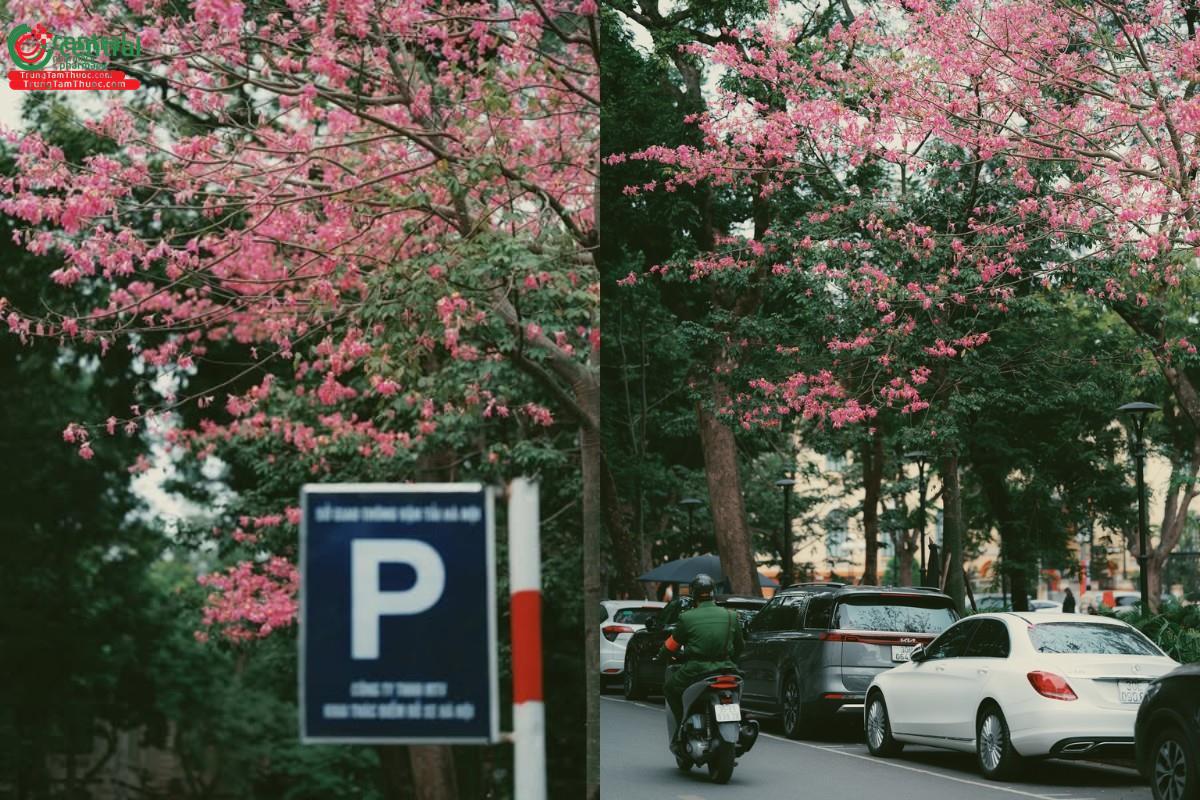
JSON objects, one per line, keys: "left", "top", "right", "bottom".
{"left": 645, "top": 617, "right": 658, "bottom": 631}
{"left": 909, "top": 645, "right": 927, "bottom": 663}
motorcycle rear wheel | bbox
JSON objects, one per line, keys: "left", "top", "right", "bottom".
{"left": 708, "top": 741, "right": 735, "bottom": 784}
{"left": 675, "top": 754, "right": 692, "bottom": 771}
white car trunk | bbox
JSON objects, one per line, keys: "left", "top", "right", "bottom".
{"left": 1040, "top": 654, "right": 1177, "bottom": 709}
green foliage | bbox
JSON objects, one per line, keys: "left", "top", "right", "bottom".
{"left": 1120, "top": 601, "right": 1200, "bottom": 664}
{"left": 147, "top": 560, "right": 384, "bottom": 800}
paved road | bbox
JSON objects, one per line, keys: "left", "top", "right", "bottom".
{"left": 601, "top": 695, "right": 1152, "bottom": 800}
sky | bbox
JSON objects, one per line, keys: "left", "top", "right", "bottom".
{"left": 0, "top": 84, "right": 26, "bottom": 129}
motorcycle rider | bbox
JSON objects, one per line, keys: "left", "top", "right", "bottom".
{"left": 655, "top": 573, "right": 744, "bottom": 742}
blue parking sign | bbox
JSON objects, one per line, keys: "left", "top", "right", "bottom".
{"left": 300, "top": 483, "right": 498, "bottom": 744}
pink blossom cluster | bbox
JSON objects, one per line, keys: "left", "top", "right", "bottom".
{"left": 197, "top": 556, "right": 299, "bottom": 642}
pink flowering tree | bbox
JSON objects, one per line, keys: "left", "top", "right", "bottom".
{"left": 616, "top": 0, "right": 1197, "bottom": 606}
{"left": 1, "top": 0, "right": 597, "bottom": 794}
{"left": 889, "top": 0, "right": 1200, "bottom": 608}
{"left": 612, "top": 2, "right": 1070, "bottom": 604}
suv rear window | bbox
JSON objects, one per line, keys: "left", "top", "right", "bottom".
{"left": 834, "top": 595, "right": 957, "bottom": 633}
{"left": 613, "top": 607, "right": 661, "bottom": 625}
{"left": 1028, "top": 623, "right": 1162, "bottom": 656}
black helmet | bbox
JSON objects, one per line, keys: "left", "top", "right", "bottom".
{"left": 689, "top": 573, "right": 716, "bottom": 602}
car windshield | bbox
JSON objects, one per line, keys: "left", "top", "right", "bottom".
{"left": 612, "top": 607, "right": 660, "bottom": 625}
{"left": 835, "top": 596, "right": 957, "bottom": 633}
{"left": 1028, "top": 623, "right": 1162, "bottom": 656}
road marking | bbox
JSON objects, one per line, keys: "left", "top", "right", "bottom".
{"left": 603, "top": 697, "right": 1106, "bottom": 800}
{"left": 757, "top": 729, "right": 1080, "bottom": 800}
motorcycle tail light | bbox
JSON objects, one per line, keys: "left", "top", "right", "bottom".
{"left": 602, "top": 625, "right": 634, "bottom": 642}
{"left": 1027, "top": 671, "right": 1077, "bottom": 701}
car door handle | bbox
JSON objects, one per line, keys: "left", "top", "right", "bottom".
{"left": 934, "top": 665, "right": 946, "bottom": 672}
{"left": 977, "top": 669, "right": 989, "bottom": 676}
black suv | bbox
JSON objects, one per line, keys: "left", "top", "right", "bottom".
{"left": 1136, "top": 663, "right": 1200, "bottom": 800}
{"left": 622, "top": 594, "right": 767, "bottom": 700}
{"left": 739, "top": 583, "right": 958, "bottom": 738}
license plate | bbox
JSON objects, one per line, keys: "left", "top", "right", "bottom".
{"left": 891, "top": 645, "right": 914, "bottom": 662}
{"left": 713, "top": 703, "right": 741, "bottom": 722}
{"left": 1118, "top": 680, "right": 1147, "bottom": 704}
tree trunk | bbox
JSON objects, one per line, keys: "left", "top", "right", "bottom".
{"left": 1148, "top": 552, "right": 1167, "bottom": 608}
{"left": 977, "top": 467, "right": 1030, "bottom": 612}
{"left": 940, "top": 454, "right": 966, "bottom": 615}
{"left": 1148, "top": 434, "right": 1199, "bottom": 611}
{"left": 376, "top": 746, "right": 414, "bottom": 800}
{"left": 696, "top": 381, "right": 762, "bottom": 597}
{"left": 579, "top": 375, "right": 603, "bottom": 800}
{"left": 407, "top": 746, "right": 458, "bottom": 800}
{"left": 860, "top": 432, "right": 884, "bottom": 585}
{"left": 599, "top": 450, "right": 641, "bottom": 597}
{"left": 1007, "top": 564, "right": 1030, "bottom": 613}
{"left": 897, "top": 538, "right": 915, "bottom": 587}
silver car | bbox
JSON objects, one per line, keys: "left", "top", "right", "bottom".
{"left": 738, "top": 583, "right": 959, "bottom": 738}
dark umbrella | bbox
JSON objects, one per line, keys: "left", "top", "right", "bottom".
{"left": 637, "top": 553, "right": 778, "bottom": 588}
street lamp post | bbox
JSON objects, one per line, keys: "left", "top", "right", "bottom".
{"left": 904, "top": 451, "right": 930, "bottom": 587}
{"left": 1118, "top": 402, "right": 1158, "bottom": 611}
{"left": 679, "top": 497, "right": 703, "bottom": 543}
{"left": 775, "top": 478, "right": 797, "bottom": 588}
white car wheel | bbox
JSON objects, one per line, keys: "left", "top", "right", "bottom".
{"left": 976, "top": 706, "right": 1021, "bottom": 780}
{"left": 865, "top": 694, "right": 903, "bottom": 757}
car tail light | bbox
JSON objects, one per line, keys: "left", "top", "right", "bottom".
{"left": 602, "top": 625, "right": 634, "bottom": 642}
{"left": 1027, "top": 671, "right": 1077, "bottom": 701}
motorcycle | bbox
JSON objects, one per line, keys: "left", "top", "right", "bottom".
{"left": 662, "top": 661, "right": 760, "bottom": 784}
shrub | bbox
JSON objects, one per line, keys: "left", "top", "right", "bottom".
{"left": 1124, "top": 600, "right": 1200, "bottom": 664}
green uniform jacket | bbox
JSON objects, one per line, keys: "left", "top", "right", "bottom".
{"left": 657, "top": 600, "right": 744, "bottom": 677}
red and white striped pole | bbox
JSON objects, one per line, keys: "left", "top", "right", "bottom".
{"left": 509, "top": 478, "right": 546, "bottom": 800}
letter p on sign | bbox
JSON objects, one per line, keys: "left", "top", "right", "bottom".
{"left": 352, "top": 539, "right": 446, "bottom": 659}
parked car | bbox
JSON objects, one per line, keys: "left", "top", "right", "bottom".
{"left": 600, "top": 600, "right": 665, "bottom": 686}
{"left": 1081, "top": 590, "right": 1176, "bottom": 615}
{"left": 1135, "top": 662, "right": 1200, "bottom": 800}
{"left": 975, "top": 594, "right": 1062, "bottom": 613}
{"left": 1113, "top": 591, "right": 1145, "bottom": 616}
{"left": 622, "top": 594, "right": 767, "bottom": 700}
{"left": 737, "top": 583, "right": 959, "bottom": 738}
{"left": 865, "top": 612, "right": 1178, "bottom": 781}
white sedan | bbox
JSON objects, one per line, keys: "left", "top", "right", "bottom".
{"left": 599, "top": 600, "right": 665, "bottom": 684}
{"left": 864, "top": 613, "right": 1178, "bottom": 780}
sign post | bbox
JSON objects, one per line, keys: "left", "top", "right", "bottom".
{"left": 508, "top": 478, "right": 546, "bottom": 800}
{"left": 299, "top": 483, "right": 498, "bottom": 744}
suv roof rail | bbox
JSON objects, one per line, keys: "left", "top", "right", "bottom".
{"left": 783, "top": 582, "right": 846, "bottom": 591}
{"left": 781, "top": 582, "right": 951, "bottom": 595}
